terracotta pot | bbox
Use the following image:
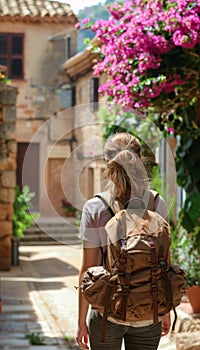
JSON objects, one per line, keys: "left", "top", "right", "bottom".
{"left": 187, "top": 285, "right": 200, "bottom": 313}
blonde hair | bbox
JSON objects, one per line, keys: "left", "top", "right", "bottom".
{"left": 104, "top": 133, "right": 149, "bottom": 198}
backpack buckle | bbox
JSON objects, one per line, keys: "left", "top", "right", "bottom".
{"left": 151, "top": 264, "right": 158, "bottom": 272}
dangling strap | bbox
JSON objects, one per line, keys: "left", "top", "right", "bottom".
{"left": 121, "top": 272, "right": 131, "bottom": 321}
{"left": 117, "top": 238, "right": 131, "bottom": 321}
{"left": 149, "top": 237, "right": 159, "bottom": 324}
{"left": 159, "top": 245, "right": 173, "bottom": 312}
{"left": 171, "top": 306, "right": 177, "bottom": 331}
{"left": 101, "top": 274, "right": 118, "bottom": 342}
{"left": 159, "top": 245, "right": 177, "bottom": 331}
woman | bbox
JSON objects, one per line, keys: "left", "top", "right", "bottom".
{"left": 76, "top": 132, "right": 171, "bottom": 350}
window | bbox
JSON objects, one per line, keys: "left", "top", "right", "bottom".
{"left": 67, "top": 36, "right": 71, "bottom": 59}
{"left": 90, "top": 77, "right": 99, "bottom": 112}
{"left": 0, "top": 33, "right": 24, "bottom": 79}
{"left": 59, "top": 86, "right": 76, "bottom": 109}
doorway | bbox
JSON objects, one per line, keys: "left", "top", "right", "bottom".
{"left": 17, "top": 142, "right": 39, "bottom": 211}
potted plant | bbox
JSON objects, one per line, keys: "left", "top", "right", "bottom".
{"left": 183, "top": 248, "right": 200, "bottom": 314}
{"left": 61, "top": 198, "right": 77, "bottom": 217}
{"left": 171, "top": 226, "right": 200, "bottom": 313}
{"left": 12, "top": 185, "right": 39, "bottom": 266}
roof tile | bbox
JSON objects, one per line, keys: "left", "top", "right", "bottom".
{"left": 0, "top": 0, "right": 75, "bottom": 19}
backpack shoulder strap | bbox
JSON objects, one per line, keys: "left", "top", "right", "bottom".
{"left": 143, "top": 189, "right": 159, "bottom": 211}
{"left": 123, "top": 190, "right": 159, "bottom": 211}
{"left": 95, "top": 189, "right": 159, "bottom": 214}
{"left": 95, "top": 192, "right": 116, "bottom": 217}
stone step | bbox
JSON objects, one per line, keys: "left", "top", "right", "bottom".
{"left": 25, "top": 226, "right": 78, "bottom": 235}
{"left": 20, "top": 217, "right": 81, "bottom": 246}
{"left": 21, "top": 235, "right": 81, "bottom": 245}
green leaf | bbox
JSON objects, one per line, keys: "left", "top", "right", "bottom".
{"left": 12, "top": 186, "right": 40, "bottom": 238}
{"left": 182, "top": 193, "right": 200, "bottom": 229}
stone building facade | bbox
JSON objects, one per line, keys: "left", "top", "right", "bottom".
{"left": 0, "top": 0, "right": 78, "bottom": 218}
{"left": 0, "top": 85, "right": 18, "bottom": 270}
{"left": 62, "top": 40, "right": 107, "bottom": 211}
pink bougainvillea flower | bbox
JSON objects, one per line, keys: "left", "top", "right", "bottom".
{"left": 82, "top": 17, "right": 90, "bottom": 24}
{"left": 167, "top": 127, "right": 175, "bottom": 134}
{"left": 80, "top": 0, "right": 200, "bottom": 112}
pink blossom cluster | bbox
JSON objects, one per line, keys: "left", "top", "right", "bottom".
{"left": 85, "top": 0, "right": 200, "bottom": 108}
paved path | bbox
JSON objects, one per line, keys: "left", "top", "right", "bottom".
{"left": 0, "top": 245, "right": 82, "bottom": 349}
{"left": 0, "top": 244, "right": 184, "bottom": 349}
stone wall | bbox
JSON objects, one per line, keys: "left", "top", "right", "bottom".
{"left": 176, "top": 305, "right": 200, "bottom": 350}
{"left": 176, "top": 332, "right": 200, "bottom": 350}
{"left": 0, "top": 85, "right": 18, "bottom": 270}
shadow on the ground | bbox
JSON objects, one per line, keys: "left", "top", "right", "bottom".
{"left": 20, "top": 257, "right": 79, "bottom": 278}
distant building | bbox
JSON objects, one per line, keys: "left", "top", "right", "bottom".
{"left": 62, "top": 38, "right": 107, "bottom": 202}
{"left": 0, "top": 0, "right": 78, "bottom": 217}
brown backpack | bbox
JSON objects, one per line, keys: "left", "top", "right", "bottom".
{"left": 81, "top": 190, "right": 186, "bottom": 341}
